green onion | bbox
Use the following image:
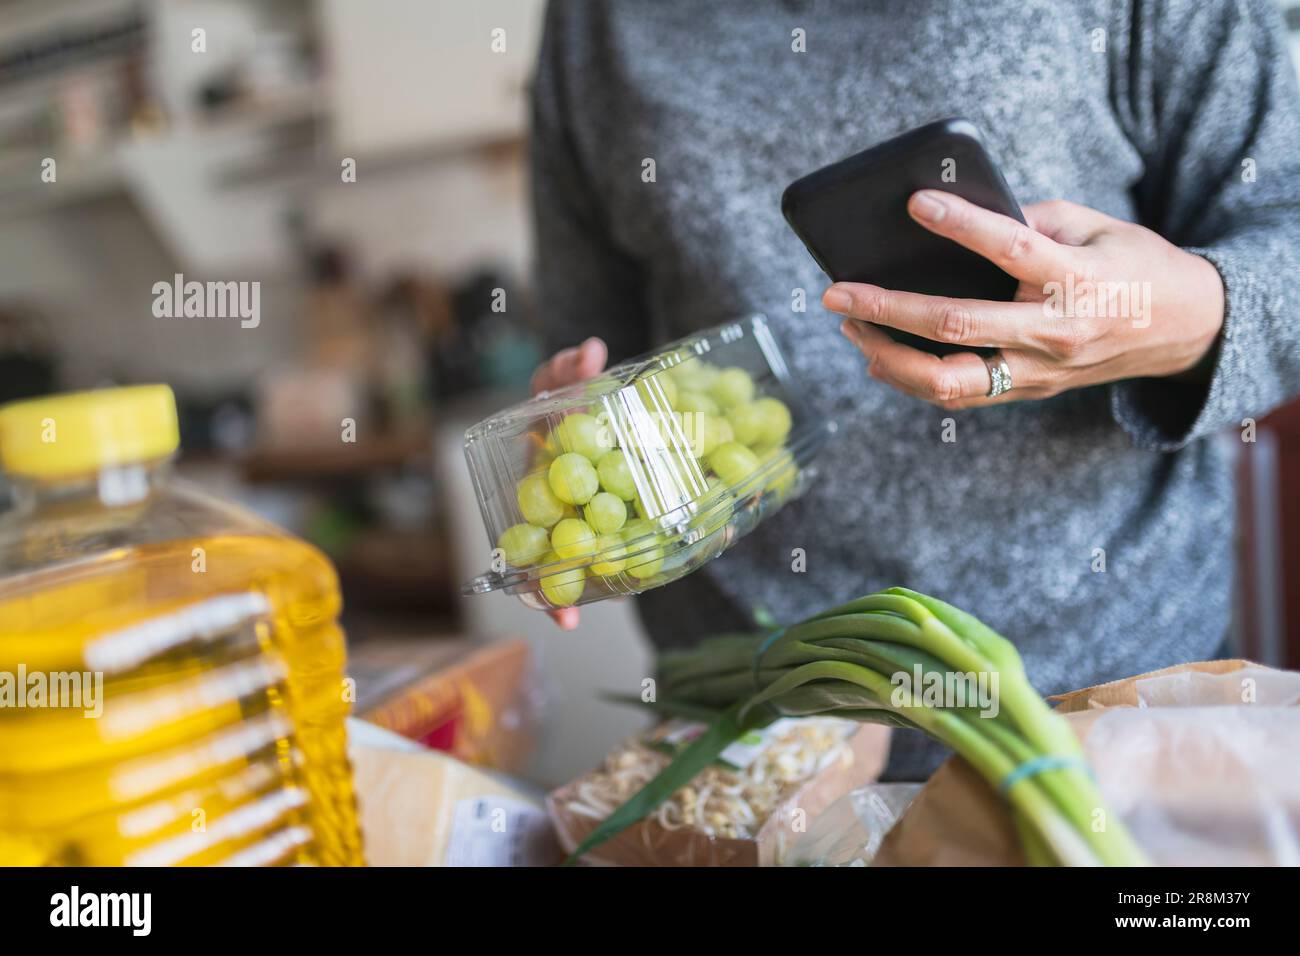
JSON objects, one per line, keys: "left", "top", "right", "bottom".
{"left": 567, "top": 588, "right": 1147, "bottom": 866}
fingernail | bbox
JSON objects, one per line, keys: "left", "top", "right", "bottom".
{"left": 911, "top": 191, "right": 948, "bottom": 222}
{"left": 839, "top": 318, "right": 857, "bottom": 341}
{"left": 823, "top": 287, "right": 852, "bottom": 313}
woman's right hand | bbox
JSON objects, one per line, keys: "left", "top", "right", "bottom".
{"left": 529, "top": 337, "right": 608, "bottom": 629}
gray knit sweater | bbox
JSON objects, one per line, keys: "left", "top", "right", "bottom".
{"left": 529, "top": 0, "right": 1300, "bottom": 778}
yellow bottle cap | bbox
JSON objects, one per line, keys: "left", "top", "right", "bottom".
{"left": 0, "top": 385, "right": 180, "bottom": 479}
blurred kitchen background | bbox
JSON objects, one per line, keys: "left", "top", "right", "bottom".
{"left": 0, "top": 0, "right": 1297, "bottom": 786}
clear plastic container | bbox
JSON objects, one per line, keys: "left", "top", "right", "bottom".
{"left": 463, "top": 315, "right": 835, "bottom": 610}
{"left": 0, "top": 385, "right": 363, "bottom": 866}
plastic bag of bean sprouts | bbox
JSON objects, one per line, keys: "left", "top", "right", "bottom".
{"left": 546, "top": 718, "right": 890, "bottom": 866}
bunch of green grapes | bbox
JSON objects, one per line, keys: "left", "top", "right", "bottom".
{"left": 497, "top": 356, "right": 798, "bottom": 608}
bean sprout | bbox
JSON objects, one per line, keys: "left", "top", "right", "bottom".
{"left": 565, "top": 718, "right": 855, "bottom": 839}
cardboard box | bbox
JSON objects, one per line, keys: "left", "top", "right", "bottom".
{"left": 350, "top": 638, "right": 538, "bottom": 774}
{"left": 548, "top": 719, "right": 891, "bottom": 866}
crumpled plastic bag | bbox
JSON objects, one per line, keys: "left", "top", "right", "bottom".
{"left": 1072, "top": 666, "right": 1300, "bottom": 866}
{"left": 781, "top": 783, "right": 923, "bottom": 866}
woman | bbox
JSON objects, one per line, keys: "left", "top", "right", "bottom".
{"left": 527, "top": 0, "right": 1300, "bottom": 778}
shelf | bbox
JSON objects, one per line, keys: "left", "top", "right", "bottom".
{"left": 186, "top": 85, "right": 324, "bottom": 139}
{"left": 335, "top": 529, "right": 455, "bottom": 612}
{"left": 214, "top": 131, "right": 524, "bottom": 190}
{"left": 241, "top": 430, "right": 432, "bottom": 483}
{"left": 0, "top": 148, "right": 126, "bottom": 217}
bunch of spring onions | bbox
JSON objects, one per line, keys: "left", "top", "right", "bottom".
{"left": 570, "top": 587, "right": 1148, "bottom": 866}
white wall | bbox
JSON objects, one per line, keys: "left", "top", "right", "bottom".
{"left": 319, "top": 0, "right": 544, "bottom": 156}
{"left": 309, "top": 150, "right": 531, "bottom": 288}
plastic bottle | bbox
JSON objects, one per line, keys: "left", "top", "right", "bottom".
{"left": 0, "top": 386, "right": 363, "bottom": 865}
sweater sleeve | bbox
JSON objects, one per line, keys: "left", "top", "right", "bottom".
{"left": 528, "top": 0, "right": 651, "bottom": 364}
{"left": 1108, "top": 0, "right": 1300, "bottom": 450}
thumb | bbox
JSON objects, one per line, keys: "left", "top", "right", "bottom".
{"left": 532, "top": 337, "right": 608, "bottom": 394}
{"left": 570, "top": 337, "right": 608, "bottom": 380}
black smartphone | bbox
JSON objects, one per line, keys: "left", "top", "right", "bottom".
{"left": 782, "top": 117, "right": 1023, "bottom": 357}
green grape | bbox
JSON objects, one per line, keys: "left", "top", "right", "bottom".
{"left": 624, "top": 535, "right": 665, "bottom": 579}
{"left": 709, "top": 366, "right": 755, "bottom": 408}
{"left": 550, "top": 516, "right": 597, "bottom": 560}
{"left": 549, "top": 452, "right": 600, "bottom": 504}
{"left": 663, "top": 352, "right": 695, "bottom": 380}
{"left": 675, "top": 411, "right": 711, "bottom": 458}
{"left": 753, "top": 397, "right": 793, "bottom": 447}
{"left": 621, "top": 517, "right": 652, "bottom": 543}
{"left": 761, "top": 446, "right": 799, "bottom": 498}
{"left": 539, "top": 553, "right": 586, "bottom": 606}
{"left": 596, "top": 449, "right": 637, "bottom": 500}
{"left": 517, "top": 472, "right": 565, "bottom": 528}
{"left": 550, "top": 412, "right": 613, "bottom": 461}
{"left": 496, "top": 523, "right": 549, "bottom": 567}
{"left": 712, "top": 415, "right": 734, "bottom": 446}
{"left": 709, "top": 441, "right": 762, "bottom": 487}
{"left": 674, "top": 389, "right": 720, "bottom": 415}
{"left": 585, "top": 491, "right": 628, "bottom": 534}
{"left": 697, "top": 414, "right": 734, "bottom": 457}
{"left": 669, "top": 357, "right": 718, "bottom": 392}
{"left": 632, "top": 491, "right": 654, "bottom": 519}
{"left": 635, "top": 371, "right": 678, "bottom": 411}
{"left": 725, "top": 402, "right": 765, "bottom": 447}
{"left": 589, "top": 534, "right": 628, "bottom": 576}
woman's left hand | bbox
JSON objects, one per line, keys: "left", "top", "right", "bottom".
{"left": 822, "top": 191, "right": 1227, "bottom": 409}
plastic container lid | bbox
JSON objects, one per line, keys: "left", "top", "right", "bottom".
{"left": 462, "top": 315, "right": 835, "bottom": 610}
{"left": 0, "top": 385, "right": 179, "bottom": 479}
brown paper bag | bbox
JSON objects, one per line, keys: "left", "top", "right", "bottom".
{"left": 873, "top": 659, "right": 1293, "bottom": 866}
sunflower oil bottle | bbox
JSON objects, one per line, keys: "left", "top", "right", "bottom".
{"left": 0, "top": 386, "right": 364, "bottom": 865}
